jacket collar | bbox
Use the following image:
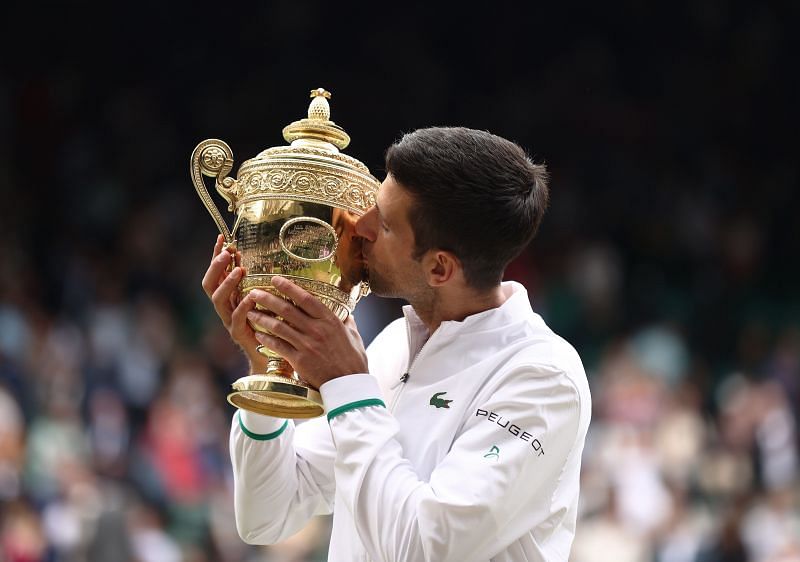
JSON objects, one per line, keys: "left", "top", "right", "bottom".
{"left": 401, "top": 281, "right": 542, "bottom": 347}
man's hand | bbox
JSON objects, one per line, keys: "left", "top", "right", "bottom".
{"left": 201, "top": 235, "right": 267, "bottom": 373}
{"left": 246, "top": 276, "right": 369, "bottom": 389}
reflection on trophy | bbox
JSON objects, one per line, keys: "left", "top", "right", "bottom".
{"left": 190, "top": 88, "right": 380, "bottom": 419}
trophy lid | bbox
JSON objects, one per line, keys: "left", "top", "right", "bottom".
{"left": 281, "top": 88, "right": 351, "bottom": 149}
{"left": 229, "top": 87, "right": 379, "bottom": 214}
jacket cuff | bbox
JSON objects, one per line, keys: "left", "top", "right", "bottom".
{"left": 320, "top": 374, "right": 385, "bottom": 421}
{"left": 237, "top": 410, "right": 287, "bottom": 440}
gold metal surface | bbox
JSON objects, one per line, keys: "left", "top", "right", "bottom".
{"left": 227, "top": 375, "right": 324, "bottom": 419}
{"left": 191, "top": 87, "right": 379, "bottom": 419}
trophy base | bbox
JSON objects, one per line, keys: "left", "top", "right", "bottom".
{"left": 227, "top": 374, "right": 324, "bottom": 419}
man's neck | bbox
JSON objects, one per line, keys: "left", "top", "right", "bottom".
{"left": 411, "top": 284, "right": 508, "bottom": 334}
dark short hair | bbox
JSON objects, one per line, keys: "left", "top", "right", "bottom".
{"left": 385, "top": 127, "right": 549, "bottom": 291}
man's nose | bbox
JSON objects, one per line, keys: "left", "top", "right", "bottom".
{"left": 355, "top": 207, "right": 377, "bottom": 242}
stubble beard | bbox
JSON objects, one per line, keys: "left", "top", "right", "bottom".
{"left": 365, "top": 264, "right": 434, "bottom": 315}
{"left": 363, "top": 265, "right": 400, "bottom": 299}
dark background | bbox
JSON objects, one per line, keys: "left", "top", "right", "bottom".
{"left": 1, "top": 2, "right": 798, "bottom": 561}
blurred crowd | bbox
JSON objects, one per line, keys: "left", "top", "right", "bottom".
{"left": 572, "top": 325, "right": 799, "bottom": 562}
{"left": 2, "top": 1, "right": 798, "bottom": 561}
{"left": 0, "top": 220, "right": 797, "bottom": 562}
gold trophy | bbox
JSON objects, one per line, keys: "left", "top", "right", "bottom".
{"left": 190, "top": 88, "right": 380, "bottom": 419}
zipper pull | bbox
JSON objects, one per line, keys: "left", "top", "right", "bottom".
{"left": 390, "top": 373, "right": 410, "bottom": 390}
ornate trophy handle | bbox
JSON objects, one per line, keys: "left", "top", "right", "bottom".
{"left": 190, "top": 139, "right": 237, "bottom": 244}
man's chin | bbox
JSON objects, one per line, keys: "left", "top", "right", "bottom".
{"left": 363, "top": 271, "right": 395, "bottom": 299}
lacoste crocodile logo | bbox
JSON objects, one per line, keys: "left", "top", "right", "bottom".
{"left": 429, "top": 392, "right": 453, "bottom": 409}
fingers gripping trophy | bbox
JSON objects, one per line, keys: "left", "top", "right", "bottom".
{"left": 191, "top": 88, "right": 380, "bottom": 419}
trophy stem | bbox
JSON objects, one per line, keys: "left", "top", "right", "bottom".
{"left": 265, "top": 358, "right": 294, "bottom": 378}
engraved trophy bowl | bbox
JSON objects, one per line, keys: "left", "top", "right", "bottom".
{"left": 190, "top": 88, "right": 380, "bottom": 419}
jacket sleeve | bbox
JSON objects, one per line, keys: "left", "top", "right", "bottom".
{"left": 229, "top": 409, "right": 336, "bottom": 544}
{"left": 228, "top": 318, "right": 406, "bottom": 546}
{"left": 320, "top": 366, "right": 584, "bottom": 562}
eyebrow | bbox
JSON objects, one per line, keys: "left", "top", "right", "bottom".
{"left": 374, "top": 202, "right": 382, "bottom": 217}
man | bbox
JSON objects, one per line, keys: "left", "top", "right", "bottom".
{"left": 203, "top": 127, "right": 591, "bottom": 561}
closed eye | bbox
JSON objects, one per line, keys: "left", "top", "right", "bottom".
{"left": 375, "top": 203, "right": 390, "bottom": 232}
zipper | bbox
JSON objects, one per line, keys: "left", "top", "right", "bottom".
{"left": 389, "top": 321, "right": 434, "bottom": 412}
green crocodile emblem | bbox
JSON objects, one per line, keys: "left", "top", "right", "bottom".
{"left": 430, "top": 392, "right": 453, "bottom": 409}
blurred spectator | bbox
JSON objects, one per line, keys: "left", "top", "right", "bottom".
{"left": 0, "top": 386, "right": 24, "bottom": 500}
{"left": 1, "top": 500, "right": 47, "bottom": 562}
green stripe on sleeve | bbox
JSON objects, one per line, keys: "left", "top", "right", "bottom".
{"left": 327, "top": 398, "right": 386, "bottom": 422}
{"left": 237, "top": 411, "right": 288, "bottom": 441}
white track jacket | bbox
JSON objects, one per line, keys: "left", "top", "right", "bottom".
{"left": 230, "top": 282, "right": 592, "bottom": 561}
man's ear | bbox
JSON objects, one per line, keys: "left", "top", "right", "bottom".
{"left": 423, "top": 250, "right": 462, "bottom": 287}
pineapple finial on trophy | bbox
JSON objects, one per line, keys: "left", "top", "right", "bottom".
{"left": 308, "top": 87, "right": 332, "bottom": 121}
{"left": 283, "top": 87, "right": 350, "bottom": 150}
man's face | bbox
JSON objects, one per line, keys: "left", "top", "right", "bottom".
{"left": 330, "top": 208, "right": 365, "bottom": 289}
{"left": 355, "top": 175, "right": 430, "bottom": 301}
